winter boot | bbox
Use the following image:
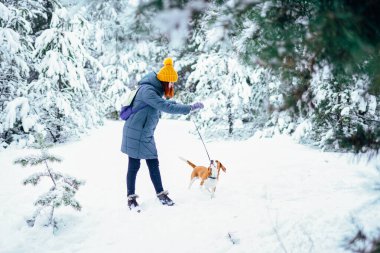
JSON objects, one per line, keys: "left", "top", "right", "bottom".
{"left": 157, "top": 190, "right": 174, "bottom": 206}
{"left": 127, "top": 194, "right": 140, "bottom": 212}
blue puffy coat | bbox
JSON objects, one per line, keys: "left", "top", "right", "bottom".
{"left": 121, "top": 72, "right": 191, "bottom": 159}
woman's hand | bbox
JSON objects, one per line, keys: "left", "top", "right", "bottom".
{"left": 190, "top": 102, "right": 204, "bottom": 111}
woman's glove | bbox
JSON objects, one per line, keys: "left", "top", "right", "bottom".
{"left": 190, "top": 102, "right": 204, "bottom": 111}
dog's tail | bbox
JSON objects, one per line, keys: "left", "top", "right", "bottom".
{"left": 178, "top": 156, "right": 197, "bottom": 169}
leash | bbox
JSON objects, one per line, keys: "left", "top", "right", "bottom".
{"left": 191, "top": 118, "right": 212, "bottom": 164}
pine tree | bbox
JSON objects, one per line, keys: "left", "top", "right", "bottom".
{"left": 223, "top": 0, "right": 380, "bottom": 153}
{"left": 86, "top": 0, "right": 137, "bottom": 119}
{"left": 1, "top": 0, "right": 103, "bottom": 148}
{"left": 29, "top": 1, "right": 102, "bottom": 143}
{"left": 164, "top": 3, "right": 269, "bottom": 139}
{"left": 4, "top": 0, "right": 371, "bottom": 152}
{"left": 172, "top": 0, "right": 380, "bottom": 152}
{"left": 0, "top": 2, "right": 34, "bottom": 148}
{"left": 182, "top": 53, "right": 264, "bottom": 139}
{"left": 14, "top": 135, "right": 84, "bottom": 232}
{"left": 83, "top": 0, "right": 168, "bottom": 119}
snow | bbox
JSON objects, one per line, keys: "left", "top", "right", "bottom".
{"left": 368, "top": 95, "right": 377, "bottom": 115}
{"left": 39, "top": 51, "right": 65, "bottom": 77}
{"left": 341, "top": 107, "right": 350, "bottom": 116}
{"left": 206, "top": 25, "right": 225, "bottom": 46}
{"left": 261, "top": 1, "right": 273, "bottom": 17}
{"left": 0, "top": 119, "right": 379, "bottom": 253}
{"left": 4, "top": 97, "right": 35, "bottom": 132}
{"left": 0, "top": 3, "right": 10, "bottom": 22}
{"left": 292, "top": 119, "right": 312, "bottom": 142}
{"left": 14, "top": 55, "right": 30, "bottom": 76}
{"left": 350, "top": 90, "right": 366, "bottom": 113}
{"left": 155, "top": 9, "right": 190, "bottom": 49}
{"left": 51, "top": 8, "right": 69, "bottom": 28}
{"left": 0, "top": 28, "right": 20, "bottom": 54}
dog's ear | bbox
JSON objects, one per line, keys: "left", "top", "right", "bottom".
{"left": 216, "top": 160, "right": 226, "bottom": 172}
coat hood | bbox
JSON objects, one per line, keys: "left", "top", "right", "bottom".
{"left": 139, "top": 72, "right": 164, "bottom": 95}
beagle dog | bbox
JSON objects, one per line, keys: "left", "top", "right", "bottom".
{"left": 179, "top": 157, "right": 226, "bottom": 197}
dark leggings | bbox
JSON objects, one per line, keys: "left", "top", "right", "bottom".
{"left": 127, "top": 157, "right": 164, "bottom": 196}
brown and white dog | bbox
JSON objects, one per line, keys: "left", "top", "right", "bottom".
{"left": 179, "top": 157, "right": 226, "bottom": 198}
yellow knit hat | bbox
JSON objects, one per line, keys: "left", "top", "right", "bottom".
{"left": 157, "top": 57, "right": 178, "bottom": 82}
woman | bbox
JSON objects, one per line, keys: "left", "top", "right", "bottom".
{"left": 121, "top": 57, "right": 204, "bottom": 210}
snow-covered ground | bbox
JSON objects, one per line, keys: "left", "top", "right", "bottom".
{"left": 0, "top": 119, "right": 379, "bottom": 253}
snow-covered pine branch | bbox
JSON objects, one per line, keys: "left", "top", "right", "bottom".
{"left": 14, "top": 153, "right": 62, "bottom": 167}
{"left": 22, "top": 172, "right": 49, "bottom": 186}
{"left": 3, "top": 98, "right": 37, "bottom": 133}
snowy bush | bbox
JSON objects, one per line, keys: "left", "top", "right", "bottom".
{"left": 308, "top": 66, "right": 380, "bottom": 153}
{"left": 0, "top": 97, "right": 42, "bottom": 148}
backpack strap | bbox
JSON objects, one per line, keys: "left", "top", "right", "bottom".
{"left": 130, "top": 84, "right": 148, "bottom": 113}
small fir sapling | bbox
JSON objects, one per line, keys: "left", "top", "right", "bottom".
{"left": 14, "top": 135, "right": 85, "bottom": 230}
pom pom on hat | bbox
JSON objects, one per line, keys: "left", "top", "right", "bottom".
{"left": 157, "top": 57, "right": 178, "bottom": 82}
{"left": 163, "top": 58, "right": 173, "bottom": 66}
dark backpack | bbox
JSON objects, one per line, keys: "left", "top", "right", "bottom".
{"left": 119, "top": 87, "right": 148, "bottom": 121}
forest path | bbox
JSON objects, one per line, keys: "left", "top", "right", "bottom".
{"left": 0, "top": 120, "right": 378, "bottom": 253}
